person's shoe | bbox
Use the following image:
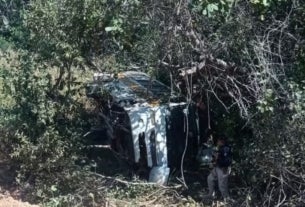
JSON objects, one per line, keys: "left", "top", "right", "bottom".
{"left": 223, "top": 197, "right": 235, "bottom": 205}
{"left": 202, "top": 194, "right": 214, "bottom": 200}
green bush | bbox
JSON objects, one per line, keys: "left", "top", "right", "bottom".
{"left": 236, "top": 82, "right": 305, "bottom": 206}
{"left": 0, "top": 51, "right": 93, "bottom": 204}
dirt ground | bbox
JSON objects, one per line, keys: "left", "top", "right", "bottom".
{"left": 0, "top": 196, "right": 39, "bottom": 207}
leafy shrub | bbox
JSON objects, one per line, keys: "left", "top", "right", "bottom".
{"left": 0, "top": 51, "right": 93, "bottom": 204}
{"left": 237, "top": 82, "right": 305, "bottom": 206}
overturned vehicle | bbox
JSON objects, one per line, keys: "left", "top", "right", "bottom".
{"left": 86, "top": 71, "right": 208, "bottom": 184}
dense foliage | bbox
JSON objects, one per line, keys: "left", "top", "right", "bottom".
{"left": 1, "top": 0, "right": 305, "bottom": 206}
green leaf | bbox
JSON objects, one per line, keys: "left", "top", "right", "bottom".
{"left": 88, "top": 193, "right": 94, "bottom": 199}
{"left": 207, "top": 3, "right": 219, "bottom": 12}
{"left": 51, "top": 185, "right": 57, "bottom": 192}
{"left": 105, "top": 26, "right": 116, "bottom": 32}
{"left": 2, "top": 15, "right": 9, "bottom": 26}
{"left": 262, "top": 0, "right": 269, "bottom": 6}
{"left": 202, "top": 9, "right": 208, "bottom": 16}
{"left": 260, "top": 15, "right": 265, "bottom": 21}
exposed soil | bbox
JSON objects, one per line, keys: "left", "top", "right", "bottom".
{"left": 0, "top": 196, "right": 39, "bottom": 207}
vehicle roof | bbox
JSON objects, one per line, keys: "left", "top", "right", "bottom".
{"left": 101, "top": 71, "right": 171, "bottom": 105}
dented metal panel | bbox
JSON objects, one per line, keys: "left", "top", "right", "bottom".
{"left": 126, "top": 105, "right": 169, "bottom": 166}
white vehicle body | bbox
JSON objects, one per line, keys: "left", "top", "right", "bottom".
{"left": 87, "top": 71, "right": 200, "bottom": 185}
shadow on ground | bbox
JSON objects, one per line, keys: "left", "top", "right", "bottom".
{"left": 87, "top": 146, "right": 134, "bottom": 178}
{"left": 0, "top": 159, "right": 17, "bottom": 193}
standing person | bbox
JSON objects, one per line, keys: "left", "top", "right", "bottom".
{"left": 205, "top": 135, "right": 232, "bottom": 201}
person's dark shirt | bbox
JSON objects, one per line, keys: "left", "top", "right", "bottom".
{"left": 216, "top": 144, "right": 232, "bottom": 168}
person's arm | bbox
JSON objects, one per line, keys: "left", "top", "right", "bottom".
{"left": 211, "top": 149, "right": 219, "bottom": 166}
